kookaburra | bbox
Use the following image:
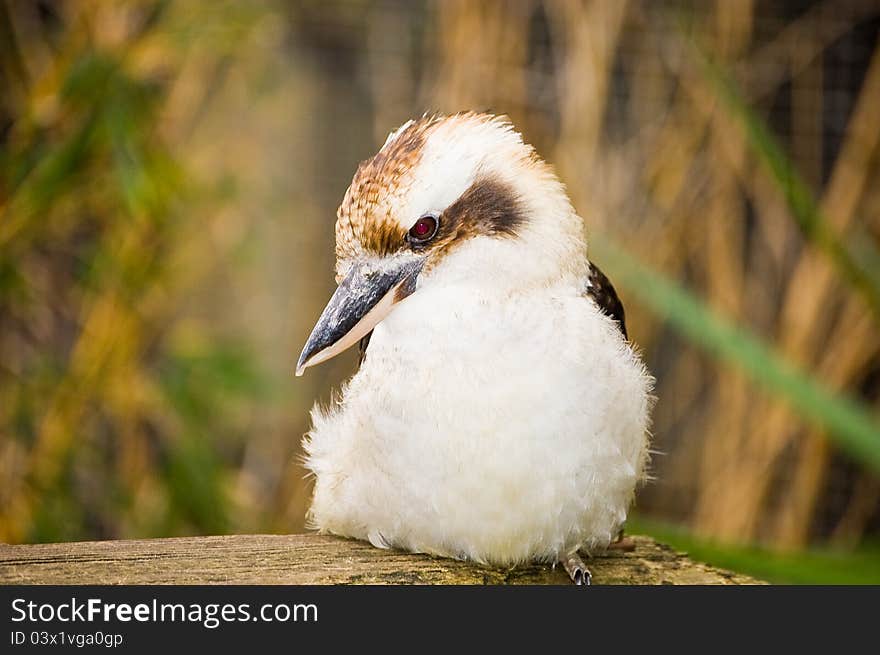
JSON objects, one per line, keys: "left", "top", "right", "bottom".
{"left": 296, "top": 112, "right": 653, "bottom": 584}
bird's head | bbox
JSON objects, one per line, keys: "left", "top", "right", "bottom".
{"left": 296, "top": 111, "right": 586, "bottom": 375}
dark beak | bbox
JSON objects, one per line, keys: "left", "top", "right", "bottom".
{"left": 296, "top": 257, "right": 423, "bottom": 376}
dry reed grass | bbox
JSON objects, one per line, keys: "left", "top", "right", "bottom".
{"left": 1, "top": 0, "right": 878, "bottom": 552}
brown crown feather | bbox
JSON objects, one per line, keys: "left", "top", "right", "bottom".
{"left": 334, "top": 112, "right": 526, "bottom": 271}
{"left": 335, "top": 116, "right": 442, "bottom": 262}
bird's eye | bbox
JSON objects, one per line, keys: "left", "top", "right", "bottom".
{"left": 407, "top": 214, "right": 439, "bottom": 244}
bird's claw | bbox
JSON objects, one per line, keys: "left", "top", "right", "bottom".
{"left": 574, "top": 567, "right": 592, "bottom": 586}
{"left": 561, "top": 553, "right": 592, "bottom": 586}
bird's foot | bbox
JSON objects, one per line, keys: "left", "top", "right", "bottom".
{"left": 560, "top": 552, "right": 592, "bottom": 586}
{"left": 607, "top": 530, "right": 636, "bottom": 552}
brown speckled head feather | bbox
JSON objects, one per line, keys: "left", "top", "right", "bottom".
{"left": 336, "top": 116, "right": 443, "bottom": 262}
{"left": 335, "top": 112, "right": 528, "bottom": 274}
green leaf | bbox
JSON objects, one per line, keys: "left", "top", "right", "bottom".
{"left": 694, "top": 45, "right": 880, "bottom": 320}
{"left": 630, "top": 516, "right": 880, "bottom": 584}
{"left": 592, "top": 236, "right": 880, "bottom": 473}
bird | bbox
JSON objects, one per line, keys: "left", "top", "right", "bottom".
{"left": 295, "top": 111, "right": 653, "bottom": 585}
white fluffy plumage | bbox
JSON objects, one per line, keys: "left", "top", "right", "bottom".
{"left": 301, "top": 113, "right": 653, "bottom": 566}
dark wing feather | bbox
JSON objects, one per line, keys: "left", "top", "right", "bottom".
{"left": 585, "top": 262, "right": 628, "bottom": 339}
{"left": 357, "top": 331, "right": 373, "bottom": 368}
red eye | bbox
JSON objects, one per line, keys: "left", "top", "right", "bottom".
{"left": 408, "top": 214, "right": 438, "bottom": 242}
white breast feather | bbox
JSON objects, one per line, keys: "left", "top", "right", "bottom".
{"left": 302, "top": 238, "right": 653, "bottom": 565}
{"left": 303, "top": 114, "right": 653, "bottom": 565}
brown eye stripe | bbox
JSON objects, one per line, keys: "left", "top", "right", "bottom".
{"left": 436, "top": 176, "right": 525, "bottom": 243}
{"left": 396, "top": 176, "right": 525, "bottom": 259}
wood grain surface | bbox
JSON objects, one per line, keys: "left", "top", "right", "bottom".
{"left": 0, "top": 534, "right": 763, "bottom": 585}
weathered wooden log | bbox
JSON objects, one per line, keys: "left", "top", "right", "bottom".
{"left": 0, "top": 533, "right": 762, "bottom": 585}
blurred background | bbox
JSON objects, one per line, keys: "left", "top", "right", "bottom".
{"left": 2, "top": 0, "right": 879, "bottom": 583}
